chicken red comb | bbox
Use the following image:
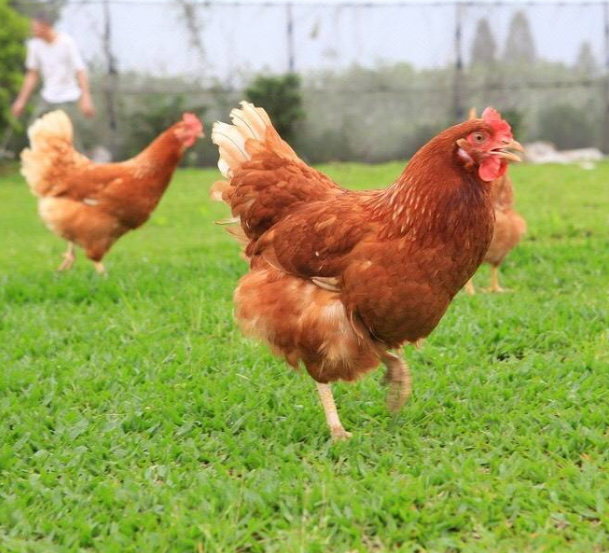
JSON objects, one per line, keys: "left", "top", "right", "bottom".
{"left": 182, "top": 112, "right": 204, "bottom": 135}
{"left": 482, "top": 107, "right": 512, "bottom": 138}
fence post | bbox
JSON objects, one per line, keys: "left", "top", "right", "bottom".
{"left": 286, "top": 3, "right": 295, "bottom": 73}
{"left": 453, "top": 3, "right": 464, "bottom": 122}
{"left": 103, "top": 0, "right": 119, "bottom": 159}
{"left": 603, "top": 2, "right": 609, "bottom": 153}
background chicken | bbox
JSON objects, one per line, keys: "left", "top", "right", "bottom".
{"left": 464, "top": 109, "right": 527, "bottom": 294}
{"left": 465, "top": 173, "right": 527, "bottom": 294}
{"left": 211, "top": 102, "right": 522, "bottom": 440}
{"left": 21, "top": 110, "right": 203, "bottom": 273}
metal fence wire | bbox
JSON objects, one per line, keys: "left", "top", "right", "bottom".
{"left": 16, "top": 0, "right": 609, "bottom": 163}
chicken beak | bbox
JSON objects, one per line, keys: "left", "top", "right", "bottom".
{"left": 493, "top": 139, "right": 525, "bottom": 163}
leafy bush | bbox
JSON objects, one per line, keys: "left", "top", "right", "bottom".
{"left": 501, "top": 109, "right": 525, "bottom": 142}
{"left": 298, "top": 127, "right": 356, "bottom": 164}
{"left": 404, "top": 123, "right": 446, "bottom": 158}
{"left": 0, "top": 0, "right": 28, "bottom": 144}
{"left": 245, "top": 73, "right": 304, "bottom": 141}
{"left": 537, "top": 104, "right": 595, "bottom": 149}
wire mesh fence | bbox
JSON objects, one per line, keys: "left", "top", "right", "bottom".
{"left": 11, "top": 0, "right": 609, "bottom": 164}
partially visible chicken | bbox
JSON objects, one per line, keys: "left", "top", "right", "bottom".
{"left": 211, "top": 102, "right": 523, "bottom": 440}
{"left": 21, "top": 110, "right": 203, "bottom": 273}
{"left": 464, "top": 109, "right": 527, "bottom": 294}
{"left": 465, "top": 174, "right": 527, "bottom": 294}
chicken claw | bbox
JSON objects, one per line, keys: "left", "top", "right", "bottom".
{"left": 382, "top": 352, "right": 412, "bottom": 413}
{"left": 57, "top": 242, "right": 76, "bottom": 272}
{"left": 331, "top": 428, "right": 353, "bottom": 441}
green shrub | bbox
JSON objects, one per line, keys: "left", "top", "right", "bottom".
{"left": 537, "top": 104, "right": 595, "bottom": 149}
{"left": 245, "top": 73, "right": 304, "bottom": 141}
{"left": 404, "top": 123, "right": 446, "bottom": 158}
{"left": 0, "top": 0, "right": 29, "bottom": 144}
{"left": 501, "top": 109, "right": 525, "bottom": 141}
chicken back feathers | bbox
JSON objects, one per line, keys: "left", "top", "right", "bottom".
{"left": 21, "top": 110, "right": 203, "bottom": 264}
{"left": 212, "top": 102, "right": 516, "bottom": 384}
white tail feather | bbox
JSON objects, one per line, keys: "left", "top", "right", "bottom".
{"left": 211, "top": 101, "right": 272, "bottom": 178}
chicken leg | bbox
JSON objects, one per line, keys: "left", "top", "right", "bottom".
{"left": 382, "top": 352, "right": 412, "bottom": 413}
{"left": 316, "top": 382, "right": 351, "bottom": 441}
{"left": 464, "top": 278, "right": 476, "bottom": 295}
{"left": 489, "top": 265, "right": 505, "bottom": 293}
{"left": 57, "top": 242, "right": 76, "bottom": 272}
{"left": 93, "top": 262, "right": 107, "bottom": 276}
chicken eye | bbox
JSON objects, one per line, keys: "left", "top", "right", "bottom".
{"left": 472, "top": 132, "right": 486, "bottom": 144}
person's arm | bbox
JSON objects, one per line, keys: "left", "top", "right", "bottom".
{"left": 11, "top": 69, "right": 39, "bottom": 118}
{"left": 68, "top": 36, "right": 95, "bottom": 118}
{"left": 76, "top": 69, "right": 95, "bottom": 117}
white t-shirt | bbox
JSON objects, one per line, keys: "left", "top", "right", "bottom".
{"left": 26, "top": 33, "right": 86, "bottom": 103}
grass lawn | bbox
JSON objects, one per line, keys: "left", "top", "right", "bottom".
{"left": 0, "top": 160, "right": 608, "bottom": 552}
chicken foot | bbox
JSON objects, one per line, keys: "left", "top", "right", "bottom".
{"left": 316, "top": 382, "right": 352, "bottom": 441}
{"left": 57, "top": 242, "right": 76, "bottom": 272}
{"left": 382, "top": 352, "right": 412, "bottom": 413}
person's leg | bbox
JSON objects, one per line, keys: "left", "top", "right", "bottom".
{"left": 57, "top": 101, "right": 86, "bottom": 152}
{"left": 29, "top": 98, "right": 54, "bottom": 124}
{"left": 29, "top": 99, "right": 89, "bottom": 153}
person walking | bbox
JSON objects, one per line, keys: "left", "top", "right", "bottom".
{"left": 11, "top": 11, "right": 95, "bottom": 125}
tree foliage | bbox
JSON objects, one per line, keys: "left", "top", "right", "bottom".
{"left": 575, "top": 42, "right": 597, "bottom": 76}
{"left": 504, "top": 11, "right": 536, "bottom": 65}
{"left": 470, "top": 18, "right": 496, "bottom": 66}
{"left": 0, "top": 0, "right": 28, "bottom": 135}
{"left": 245, "top": 73, "right": 304, "bottom": 141}
{"left": 538, "top": 104, "right": 594, "bottom": 150}
{"left": 500, "top": 109, "right": 524, "bottom": 143}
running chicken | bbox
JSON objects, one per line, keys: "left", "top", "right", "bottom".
{"left": 21, "top": 110, "right": 203, "bottom": 273}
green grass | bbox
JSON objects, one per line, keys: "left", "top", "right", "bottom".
{"left": 0, "top": 160, "right": 608, "bottom": 553}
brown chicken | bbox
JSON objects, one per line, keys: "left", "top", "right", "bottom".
{"left": 211, "top": 102, "right": 523, "bottom": 440}
{"left": 464, "top": 108, "right": 527, "bottom": 294}
{"left": 21, "top": 110, "right": 203, "bottom": 273}
{"left": 464, "top": 173, "right": 527, "bottom": 294}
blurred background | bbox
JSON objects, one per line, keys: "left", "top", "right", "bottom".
{"left": 1, "top": 0, "right": 606, "bottom": 165}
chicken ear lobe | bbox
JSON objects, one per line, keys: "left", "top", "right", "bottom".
{"left": 456, "top": 138, "right": 474, "bottom": 166}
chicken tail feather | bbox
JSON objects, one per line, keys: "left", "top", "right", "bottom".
{"left": 211, "top": 101, "right": 298, "bottom": 181}
{"left": 21, "top": 110, "right": 86, "bottom": 197}
{"left": 29, "top": 110, "right": 73, "bottom": 145}
{"left": 210, "top": 101, "right": 339, "bottom": 244}
{"left": 210, "top": 180, "right": 231, "bottom": 202}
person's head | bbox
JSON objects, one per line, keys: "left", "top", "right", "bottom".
{"left": 31, "top": 12, "right": 55, "bottom": 41}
